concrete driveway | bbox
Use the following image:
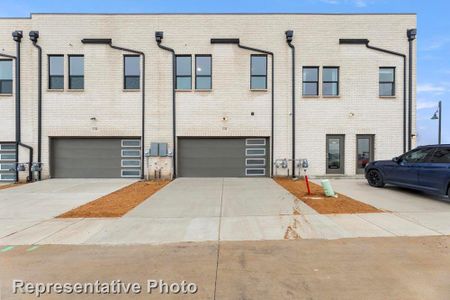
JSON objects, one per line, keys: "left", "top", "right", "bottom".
{"left": 0, "top": 179, "right": 135, "bottom": 239}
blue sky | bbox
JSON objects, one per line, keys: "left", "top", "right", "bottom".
{"left": 1, "top": 0, "right": 449, "bottom": 146}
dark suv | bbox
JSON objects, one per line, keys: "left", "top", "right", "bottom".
{"left": 365, "top": 145, "right": 450, "bottom": 197}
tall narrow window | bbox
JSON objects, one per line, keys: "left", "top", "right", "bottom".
{"left": 379, "top": 67, "right": 395, "bottom": 96}
{"left": 0, "top": 60, "right": 13, "bottom": 94}
{"left": 48, "top": 55, "right": 64, "bottom": 90}
{"left": 68, "top": 55, "right": 84, "bottom": 90}
{"left": 176, "top": 55, "right": 192, "bottom": 90}
{"left": 302, "top": 67, "right": 319, "bottom": 96}
{"left": 250, "top": 55, "right": 267, "bottom": 89}
{"left": 195, "top": 55, "right": 212, "bottom": 90}
{"left": 124, "top": 55, "right": 140, "bottom": 90}
{"left": 323, "top": 67, "right": 339, "bottom": 96}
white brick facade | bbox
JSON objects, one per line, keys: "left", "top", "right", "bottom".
{"left": 0, "top": 13, "right": 416, "bottom": 180}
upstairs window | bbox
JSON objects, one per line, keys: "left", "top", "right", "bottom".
{"left": 250, "top": 55, "right": 267, "bottom": 89}
{"left": 379, "top": 67, "right": 395, "bottom": 96}
{"left": 323, "top": 67, "right": 339, "bottom": 96}
{"left": 0, "top": 60, "right": 13, "bottom": 94}
{"left": 124, "top": 55, "right": 140, "bottom": 90}
{"left": 49, "top": 55, "right": 64, "bottom": 89}
{"left": 176, "top": 55, "right": 192, "bottom": 90}
{"left": 195, "top": 55, "right": 212, "bottom": 90}
{"left": 302, "top": 67, "right": 319, "bottom": 96}
{"left": 69, "top": 55, "right": 84, "bottom": 90}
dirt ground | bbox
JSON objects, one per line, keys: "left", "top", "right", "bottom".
{"left": 0, "top": 183, "right": 24, "bottom": 191}
{"left": 1, "top": 236, "right": 449, "bottom": 299}
{"left": 275, "top": 177, "right": 382, "bottom": 214}
{"left": 58, "top": 180, "right": 170, "bottom": 218}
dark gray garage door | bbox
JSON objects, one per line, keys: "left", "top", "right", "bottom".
{"left": 51, "top": 138, "right": 141, "bottom": 178}
{"left": 178, "top": 138, "right": 269, "bottom": 177}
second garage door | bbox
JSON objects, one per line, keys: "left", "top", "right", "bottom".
{"left": 178, "top": 138, "right": 269, "bottom": 177}
{"left": 50, "top": 138, "right": 141, "bottom": 178}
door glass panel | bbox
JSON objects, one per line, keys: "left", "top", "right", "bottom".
{"left": 357, "top": 138, "right": 370, "bottom": 169}
{"left": 430, "top": 148, "right": 450, "bottom": 163}
{"left": 328, "top": 138, "right": 340, "bottom": 169}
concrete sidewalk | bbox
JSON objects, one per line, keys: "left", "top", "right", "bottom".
{"left": 2, "top": 178, "right": 450, "bottom": 245}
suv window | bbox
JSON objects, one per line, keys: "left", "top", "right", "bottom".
{"left": 402, "top": 148, "right": 435, "bottom": 163}
{"left": 430, "top": 148, "right": 450, "bottom": 163}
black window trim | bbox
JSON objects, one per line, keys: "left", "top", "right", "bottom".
{"left": 123, "top": 54, "right": 141, "bottom": 90}
{"left": 68, "top": 54, "right": 84, "bottom": 90}
{"left": 250, "top": 54, "right": 268, "bottom": 90}
{"left": 302, "top": 66, "right": 320, "bottom": 96}
{"left": 195, "top": 54, "right": 212, "bottom": 90}
{"left": 323, "top": 66, "right": 340, "bottom": 96}
{"left": 379, "top": 66, "right": 396, "bottom": 97}
{"left": 48, "top": 54, "right": 64, "bottom": 90}
{"left": 176, "top": 54, "right": 192, "bottom": 90}
{"left": 0, "top": 58, "right": 13, "bottom": 95}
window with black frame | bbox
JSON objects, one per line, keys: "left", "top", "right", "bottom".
{"left": 323, "top": 67, "right": 339, "bottom": 96}
{"left": 0, "top": 60, "right": 13, "bottom": 94}
{"left": 379, "top": 67, "right": 395, "bottom": 96}
{"left": 49, "top": 55, "right": 64, "bottom": 90}
{"left": 176, "top": 55, "right": 192, "bottom": 90}
{"left": 124, "top": 55, "right": 140, "bottom": 90}
{"left": 303, "top": 67, "right": 319, "bottom": 96}
{"left": 195, "top": 55, "right": 212, "bottom": 90}
{"left": 250, "top": 55, "right": 267, "bottom": 89}
{"left": 69, "top": 55, "right": 84, "bottom": 90}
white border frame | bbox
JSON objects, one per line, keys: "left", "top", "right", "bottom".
{"left": 121, "top": 139, "right": 141, "bottom": 148}
{"left": 245, "top": 148, "right": 266, "bottom": 156}
{"left": 246, "top": 138, "right": 266, "bottom": 146}
{"left": 121, "top": 159, "right": 141, "bottom": 168}
{"left": 121, "top": 149, "right": 141, "bottom": 158}
{"left": 245, "top": 158, "right": 266, "bottom": 167}
{"left": 245, "top": 168, "right": 266, "bottom": 176}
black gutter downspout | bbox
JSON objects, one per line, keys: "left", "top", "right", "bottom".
{"left": 12, "top": 30, "right": 33, "bottom": 182}
{"left": 81, "top": 39, "right": 145, "bottom": 179}
{"left": 285, "top": 30, "right": 295, "bottom": 178}
{"left": 29, "top": 31, "right": 42, "bottom": 180}
{"left": 407, "top": 29, "right": 417, "bottom": 151}
{"left": 210, "top": 38, "right": 275, "bottom": 177}
{"left": 339, "top": 39, "right": 407, "bottom": 153}
{"left": 155, "top": 32, "right": 177, "bottom": 178}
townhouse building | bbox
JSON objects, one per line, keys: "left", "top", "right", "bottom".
{"left": 0, "top": 13, "right": 417, "bottom": 181}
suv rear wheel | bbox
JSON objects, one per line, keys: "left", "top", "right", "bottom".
{"left": 367, "top": 169, "right": 385, "bottom": 187}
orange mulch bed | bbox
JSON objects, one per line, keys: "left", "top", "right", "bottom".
{"left": 275, "top": 177, "right": 382, "bottom": 214}
{"left": 0, "top": 183, "right": 25, "bottom": 191}
{"left": 58, "top": 180, "right": 170, "bottom": 218}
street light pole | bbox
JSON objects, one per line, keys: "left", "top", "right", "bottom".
{"left": 438, "top": 101, "right": 442, "bottom": 145}
{"left": 431, "top": 101, "right": 442, "bottom": 144}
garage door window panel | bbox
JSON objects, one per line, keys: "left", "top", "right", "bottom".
{"left": 121, "top": 139, "right": 141, "bottom": 147}
{"left": 121, "top": 159, "right": 141, "bottom": 167}
{"left": 121, "top": 169, "right": 141, "bottom": 178}
{"left": 246, "top": 138, "right": 266, "bottom": 146}
{"left": 246, "top": 168, "right": 265, "bottom": 176}
{"left": 246, "top": 158, "right": 265, "bottom": 166}
{"left": 121, "top": 149, "right": 141, "bottom": 158}
{"left": 0, "top": 153, "right": 16, "bottom": 160}
{"left": 0, "top": 60, "right": 13, "bottom": 94}
{"left": 246, "top": 148, "right": 265, "bottom": 156}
